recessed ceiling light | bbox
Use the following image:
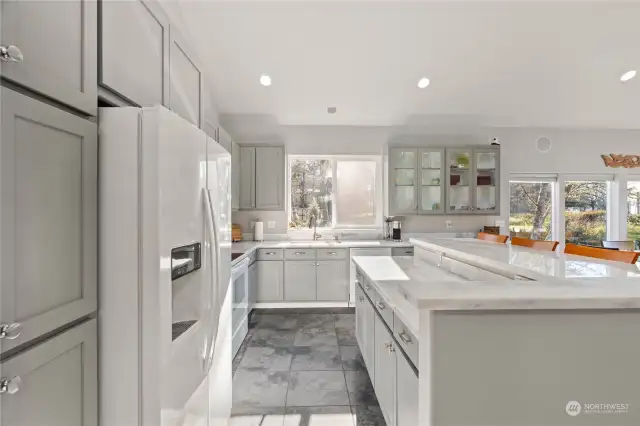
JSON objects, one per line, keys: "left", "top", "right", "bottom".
{"left": 417, "top": 77, "right": 430, "bottom": 89}
{"left": 620, "top": 70, "right": 636, "bottom": 82}
{"left": 327, "top": 106, "right": 337, "bottom": 114}
{"left": 260, "top": 75, "right": 272, "bottom": 86}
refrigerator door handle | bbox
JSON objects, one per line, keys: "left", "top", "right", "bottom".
{"left": 203, "top": 188, "right": 220, "bottom": 372}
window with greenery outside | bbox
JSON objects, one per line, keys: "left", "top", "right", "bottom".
{"left": 290, "top": 159, "right": 332, "bottom": 229}
{"left": 564, "top": 181, "right": 607, "bottom": 245}
{"left": 510, "top": 182, "right": 552, "bottom": 240}
{"left": 627, "top": 182, "right": 640, "bottom": 241}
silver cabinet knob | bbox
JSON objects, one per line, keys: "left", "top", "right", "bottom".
{"left": 0, "top": 45, "right": 23, "bottom": 63}
{"left": 384, "top": 342, "right": 393, "bottom": 349}
{"left": 376, "top": 301, "right": 386, "bottom": 310}
{"left": 0, "top": 323, "right": 21, "bottom": 340}
{"left": 0, "top": 376, "right": 22, "bottom": 395}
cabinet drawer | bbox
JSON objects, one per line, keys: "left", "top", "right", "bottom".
{"left": 358, "top": 274, "right": 375, "bottom": 300}
{"left": 394, "top": 316, "right": 419, "bottom": 368}
{"left": 257, "top": 248, "right": 284, "bottom": 260}
{"left": 370, "top": 287, "right": 394, "bottom": 331}
{"left": 392, "top": 247, "right": 414, "bottom": 257}
{"left": 284, "top": 248, "right": 316, "bottom": 260}
{"left": 317, "top": 248, "right": 348, "bottom": 260}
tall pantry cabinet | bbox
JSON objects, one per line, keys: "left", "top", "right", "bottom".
{"left": 0, "top": 0, "right": 98, "bottom": 424}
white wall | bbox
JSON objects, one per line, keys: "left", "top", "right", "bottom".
{"left": 224, "top": 114, "right": 640, "bottom": 237}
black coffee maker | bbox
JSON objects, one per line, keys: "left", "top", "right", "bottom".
{"left": 392, "top": 220, "right": 402, "bottom": 241}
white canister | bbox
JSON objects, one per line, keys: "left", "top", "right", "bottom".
{"left": 254, "top": 219, "right": 264, "bottom": 242}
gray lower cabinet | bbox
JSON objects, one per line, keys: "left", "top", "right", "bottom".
{"left": 396, "top": 353, "right": 419, "bottom": 426}
{"left": 99, "top": 0, "right": 169, "bottom": 107}
{"left": 256, "top": 261, "right": 284, "bottom": 302}
{"left": 1, "top": 0, "right": 97, "bottom": 115}
{"left": 239, "top": 145, "right": 285, "bottom": 211}
{"left": 374, "top": 314, "right": 397, "bottom": 426}
{"left": 284, "top": 261, "right": 316, "bottom": 301}
{"left": 255, "top": 146, "right": 285, "bottom": 210}
{"left": 0, "top": 319, "right": 97, "bottom": 426}
{"left": 0, "top": 88, "right": 97, "bottom": 354}
{"left": 169, "top": 27, "right": 203, "bottom": 127}
{"left": 356, "top": 282, "right": 376, "bottom": 382}
{"left": 248, "top": 261, "right": 257, "bottom": 306}
{"left": 316, "top": 261, "right": 349, "bottom": 301}
{"left": 239, "top": 146, "right": 256, "bottom": 209}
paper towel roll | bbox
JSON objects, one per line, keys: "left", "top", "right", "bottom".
{"left": 254, "top": 219, "right": 264, "bottom": 242}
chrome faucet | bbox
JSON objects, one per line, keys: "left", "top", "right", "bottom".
{"left": 309, "top": 215, "right": 322, "bottom": 240}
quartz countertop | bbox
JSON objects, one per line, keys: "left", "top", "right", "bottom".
{"left": 231, "top": 239, "right": 413, "bottom": 266}
{"left": 410, "top": 237, "right": 640, "bottom": 279}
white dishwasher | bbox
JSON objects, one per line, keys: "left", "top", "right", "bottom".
{"left": 349, "top": 248, "right": 392, "bottom": 306}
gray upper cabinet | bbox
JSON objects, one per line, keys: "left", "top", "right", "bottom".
{"left": 202, "top": 87, "right": 218, "bottom": 140}
{"left": 100, "top": 0, "right": 169, "bottom": 107}
{"left": 231, "top": 140, "right": 241, "bottom": 211}
{"left": 169, "top": 27, "right": 203, "bottom": 127}
{"left": 239, "top": 146, "right": 256, "bottom": 209}
{"left": 0, "top": 89, "right": 97, "bottom": 354}
{"left": 418, "top": 149, "right": 445, "bottom": 214}
{"left": 284, "top": 261, "right": 316, "bottom": 301}
{"left": 446, "top": 147, "right": 500, "bottom": 215}
{"left": 255, "top": 147, "right": 285, "bottom": 210}
{"left": 239, "top": 145, "right": 285, "bottom": 211}
{"left": 389, "top": 148, "right": 418, "bottom": 215}
{"left": 1, "top": 0, "right": 97, "bottom": 115}
{"left": 0, "top": 319, "right": 97, "bottom": 426}
{"left": 218, "top": 126, "right": 232, "bottom": 154}
{"left": 316, "top": 261, "right": 349, "bottom": 301}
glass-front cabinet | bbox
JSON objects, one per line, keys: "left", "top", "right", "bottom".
{"left": 390, "top": 148, "right": 418, "bottom": 214}
{"left": 418, "top": 149, "right": 445, "bottom": 214}
{"left": 445, "top": 147, "right": 500, "bottom": 214}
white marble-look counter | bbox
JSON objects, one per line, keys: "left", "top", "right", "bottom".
{"left": 411, "top": 237, "right": 640, "bottom": 279}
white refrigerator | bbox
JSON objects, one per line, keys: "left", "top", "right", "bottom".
{"left": 99, "top": 106, "right": 232, "bottom": 426}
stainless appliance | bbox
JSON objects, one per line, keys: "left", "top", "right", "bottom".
{"left": 99, "top": 106, "right": 232, "bottom": 426}
{"left": 392, "top": 220, "right": 403, "bottom": 241}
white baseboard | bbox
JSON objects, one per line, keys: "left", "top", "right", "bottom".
{"left": 253, "top": 302, "right": 350, "bottom": 309}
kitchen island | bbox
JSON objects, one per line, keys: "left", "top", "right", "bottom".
{"left": 352, "top": 238, "right": 640, "bottom": 426}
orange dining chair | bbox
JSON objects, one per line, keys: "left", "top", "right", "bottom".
{"left": 477, "top": 232, "right": 509, "bottom": 244}
{"left": 564, "top": 243, "right": 640, "bottom": 264}
{"left": 510, "top": 237, "right": 560, "bottom": 252}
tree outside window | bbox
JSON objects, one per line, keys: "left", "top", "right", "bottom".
{"left": 290, "top": 159, "right": 332, "bottom": 229}
{"left": 509, "top": 182, "right": 553, "bottom": 240}
{"left": 564, "top": 181, "right": 607, "bottom": 245}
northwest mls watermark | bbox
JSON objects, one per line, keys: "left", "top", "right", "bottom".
{"left": 565, "top": 401, "right": 630, "bottom": 416}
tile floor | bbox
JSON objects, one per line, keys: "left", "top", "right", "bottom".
{"left": 231, "top": 309, "right": 386, "bottom": 426}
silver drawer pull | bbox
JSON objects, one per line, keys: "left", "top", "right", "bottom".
{"left": 294, "top": 251, "right": 306, "bottom": 255}
{"left": 376, "top": 301, "right": 386, "bottom": 310}
{"left": 0, "top": 323, "right": 21, "bottom": 340}
{"left": 364, "top": 284, "right": 371, "bottom": 291}
{"left": 264, "top": 252, "right": 276, "bottom": 255}
{"left": 327, "top": 252, "right": 337, "bottom": 255}
{"left": 358, "top": 296, "right": 365, "bottom": 302}
{"left": 398, "top": 330, "right": 412, "bottom": 344}
{"left": 0, "top": 376, "right": 22, "bottom": 395}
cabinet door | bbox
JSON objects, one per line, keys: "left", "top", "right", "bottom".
{"left": 255, "top": 146, "right": 285, "bottom": 210}
{"left": 284, "top": 261, "right": 317, "bottom": 301}
{"left": 362, "top": 295, "right": 376, "bottom": 382}
{"left": 418, "top": 149, "right": 445, "bottom": 214}
{"left": 0, "top": 319, "right": 97, "bottom": 426}
{"left": 256, "top": 261, "right": 284, "bottom": 302}
{"left": 445, "top": 148, "right": 473, "bottom": 214}
{"left": 1, "top": 0, "right": 97, "bottom": 115}
{"left": 396, "top": 353, "right": 419, "bottom": 426}
{"left": 355, "top": 284, "right": 366, "bottom": 350}
{"left": 217, "top": 126, "right": 232, "bottom": 154}
{"left": 248, "top": 262, "right": 257, "bottom": 306}
{"left": 472, "top": 148, "right": 500, "bottom": 214}
{"left": 1, "top": 89, "right": 97, "bottom": 354}
{"left": 239, "top": 147, "right": 256, "bottom": 209}
{"left": 389, "top": 148, "right": 418, "bottom": 215}
{"left": 202, "top": 87, "right": 218, "bottom": 140}
{"left": 169, "top": 27, "right": 203, "bottom": 127}
{"left": 100, "top": 0, "right": 169, "bottom": 107}
{"left": 374, "top": 314, "right": 397, "bottom": 426}
{"left": 316, "top": 261, "right": 349, "bottom": 301}
{"left": 231, "top": 141, "right": 241, "bottom": 211}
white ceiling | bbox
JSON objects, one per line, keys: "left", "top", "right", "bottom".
{"left": 179, "top": 1, "right": 640, "bottom": 128}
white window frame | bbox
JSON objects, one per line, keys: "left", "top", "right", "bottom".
{"left": 287, "top": 154, "right": 383, "bottom": 231}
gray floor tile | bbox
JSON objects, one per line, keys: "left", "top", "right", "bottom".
{"left": 240, "top": 347, "right": 293, "bottom": 371}
{"left": 336, "top": 327, "right": 358, "bottom": 345}
{"left": 352, "top": 405, "right": 386, "bottom": 426}
{"left": 250, "top": 328, "right": 297, "bottom": 347}
{"left": 284, "top": 406, "right": 355, "bottom": 426}
{"left": 233, "top": 369, "right": 290, "bottom": 408}
{"left": 294, "top": 327, "right": 339, "bottom": 346}
{"left": 291, "top": 346, "right": 342, "bottom": 371}
{"left": 335, "top": 314, "right": 355, "bottom": 329}
{"left": 345, "top": 370, "right": 378, "bottom": 406}
{"left": 254, "top": 314, "right": 299, "bottom": 330}
{"left": 298, "top": 314, "right": 336, "bottom": 328}
{"left": 231, "top": 406, "right": 287, "bottom": 426}
{"left": 339, "top": 346, "right": 365, "bottom": 371}
{"left": 286, "top": 371, "right": 350, "bottom": 407}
